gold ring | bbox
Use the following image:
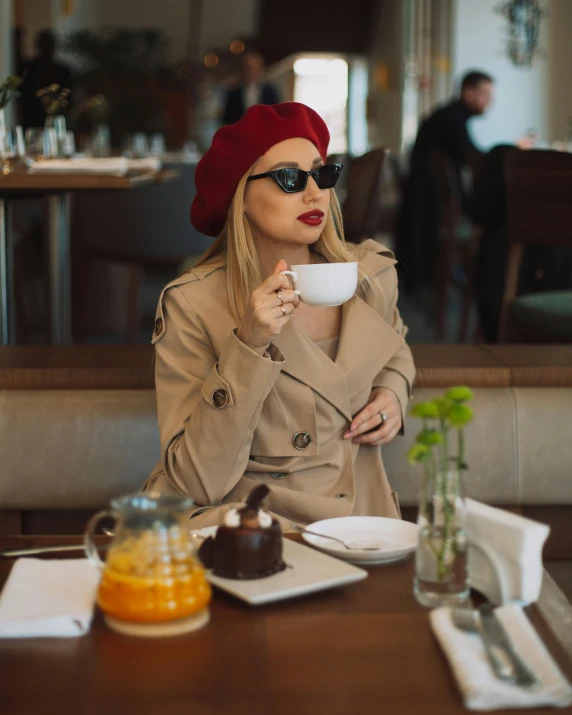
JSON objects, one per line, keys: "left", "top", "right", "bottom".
{"left": 280, "top": 304, "right": 286, "bottom": 316}
{"left": 277, "top": 291, "right": 284, "bottom": 305}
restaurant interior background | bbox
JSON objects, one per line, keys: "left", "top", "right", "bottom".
{"left": 0, "top": 0, "right": 571, "bottom": 345}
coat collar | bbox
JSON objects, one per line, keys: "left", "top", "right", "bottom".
{"left": 273, "top": 292, "right": 405, "bottom": 421}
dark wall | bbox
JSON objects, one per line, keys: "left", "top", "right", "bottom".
{"left": 258, "top": 0, "right": 380, "bottom": 64}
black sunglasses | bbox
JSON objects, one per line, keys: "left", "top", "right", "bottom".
{"left": 247, "top": 163, "right": 343, "bottom": 193}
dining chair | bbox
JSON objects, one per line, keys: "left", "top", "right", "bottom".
{"left": 430, "top": 149, "right": 480, "bottom": 342}
{"left": 342, "top": 147, "right": 388, "bottom": 244}
{"left": 498, "top": 150, "right": 572, "bottom": 343}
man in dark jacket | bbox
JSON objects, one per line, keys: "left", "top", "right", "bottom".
{"left": 18, "top": 29, "right": 73, "bottom": 129}
{"left": 396, "top": 70, "right": 494, "bottom": 291}
{"left": 222, "top": 50, "right": 280, "bottom": 125}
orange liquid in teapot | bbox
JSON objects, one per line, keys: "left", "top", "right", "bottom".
{"left": 97, "top": 535, "right": 211, "bottom": 623}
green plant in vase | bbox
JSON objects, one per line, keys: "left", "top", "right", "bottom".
{"left": 0, "top": 75, "right": 22, "bottom": 136}
{"left": 0, "top": 75, "right": 22, "bottom": 111}
{"left": 0, "top": 76, "right": 22, "bottom": 173}
{"left": 408, "top": 386, "right": 474, "bottom": 608}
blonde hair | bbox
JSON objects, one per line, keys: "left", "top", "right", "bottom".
{"left": 193, "top": 166, "right": 381, "bottom": 323}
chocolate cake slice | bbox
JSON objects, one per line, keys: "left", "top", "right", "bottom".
{"left": 198, "top": 485, "right": 286, "bottom": 580}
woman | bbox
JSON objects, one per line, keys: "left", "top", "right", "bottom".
{"left": 143, "top": 102, "right": 415, "bottom": 529}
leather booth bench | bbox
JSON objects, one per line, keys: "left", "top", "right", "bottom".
{"left": 0, "top": 345, "right": 570, "bottom": 558}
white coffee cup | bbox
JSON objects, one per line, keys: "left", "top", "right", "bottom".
{"left": 281, "top": 262, "right": 358, "bottom": 307}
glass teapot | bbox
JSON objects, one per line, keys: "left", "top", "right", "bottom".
{"left": 84, "top": 492, "right": 211, "bottom": 637}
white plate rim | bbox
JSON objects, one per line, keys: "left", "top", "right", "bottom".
{"left": 301, "top": 516, "right": 418, "bottom": 564}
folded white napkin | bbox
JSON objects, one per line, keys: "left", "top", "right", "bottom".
{"left": 0, "top": 558, "right": 100, "bottom": 638}
{"left": 466, "top": 499, "right": 550, "bottom": 606}
{"left": 27, "top": 157, "right": 129, "bottom": 175}
{"left": 126, "top": 157, "right": 161, "bottom": 171}
{"left": 431, "top": 604, "right": 572, "bottom": 710}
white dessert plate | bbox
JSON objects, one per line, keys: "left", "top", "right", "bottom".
{"left": 302, "top": 517, "right": 418, "bottom": 565}
{"left": 195, "top": 526, "right": 367, "bottom": 605}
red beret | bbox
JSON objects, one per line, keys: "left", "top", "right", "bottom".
{"left": 191, "top": 102, "right": 330, "bottom": 237}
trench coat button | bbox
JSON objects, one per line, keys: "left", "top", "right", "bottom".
{"left": 292, "top": 431, "right": 312, "bottom": 450}
{"left": 154, "top": 317, "right": 163, "bottom": 336}
{"left": 270, "top": 472, "right": 286, "bottom": 479}
{"left": 211, "top": 389, "right": 229, "bottom": 409}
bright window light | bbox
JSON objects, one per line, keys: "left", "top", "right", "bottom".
{"left": 293, "top": 57, "right": 348, "bottom": 153}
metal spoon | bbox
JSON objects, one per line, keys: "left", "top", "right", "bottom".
{"left": 290, "top": 522, "right": 384, "bottom": 551}
{"left": 0, "top": 544, "right": 107, "bottom": 558}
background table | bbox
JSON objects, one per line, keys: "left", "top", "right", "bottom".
{"left": 0, "top": 534, "right": 570, "bottom": 715}
{"left": 0, "top": 170, "right": 175, "bottom": 345}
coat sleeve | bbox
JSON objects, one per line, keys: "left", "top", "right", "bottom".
{"left": 371, "top": 266, "right": 416, "bottom": 427}
{"left": 154, "top": 286, "right": 285, "bottom": 505}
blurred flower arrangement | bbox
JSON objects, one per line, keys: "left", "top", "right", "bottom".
{"left": 408, "top": 387, "right": 474, "bottom": 585}
{"left": 77, "top": 94, "right": 111, "bottom": 126}
{"left": 36, "top": 84, "right": 71, "bottom": 115}
{"left": 0, "top": 75, "right": 22, "bottom": 110}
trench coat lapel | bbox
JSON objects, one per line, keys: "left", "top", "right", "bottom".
{"left": 273, "top": 294, "right": 405, "bottom": 421}
{"left": 273, "top": 320, "right": 352, "bottom": 421}
{"left": 335, "top": 294, "right": 406, "bottom": 401}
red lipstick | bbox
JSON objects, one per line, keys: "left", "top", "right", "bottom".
{"left": 297, "top": 209, "right": 324, "bottom": 226}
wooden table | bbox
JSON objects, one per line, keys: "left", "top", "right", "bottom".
{"left": 0, "top": 169, "right": 175, "bottom": 346}
{"left": 0, "top": 535, "right": 570, "bottom": 715}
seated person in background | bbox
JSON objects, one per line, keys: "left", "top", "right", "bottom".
{"left": 143, "top": 102, "right": 415, "bottom": 529}
{"left": 396, "top": 70, "right": 494, "bottom": 291}
{"left": 221, "top": 50, "right": 281, "bottom": 125}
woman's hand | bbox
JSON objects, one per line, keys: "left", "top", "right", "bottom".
{"left": 343, "top": 387, "right": 402, "bottom": 446}
{"left": 236, "top": 260, "right": 300, "bottom": 355}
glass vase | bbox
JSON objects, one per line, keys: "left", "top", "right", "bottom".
{"left": 414, "top": 469, "right": 469, "bottom": 608}
{"left": 90, "top": 124, "right": 111, "bottom": 157}
{"left": 45, "top": 114, "right": 67, "bottom": 158}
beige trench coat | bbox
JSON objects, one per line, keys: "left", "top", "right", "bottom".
{"left": 143, "top": 239, "right": 416, "bottom": 530}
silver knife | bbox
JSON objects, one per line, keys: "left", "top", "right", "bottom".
{"left": 0, "top": 544, "right": 107, "bottom": 558}
{"left": 479, "top": 604, "right": 541, "bottom": 688}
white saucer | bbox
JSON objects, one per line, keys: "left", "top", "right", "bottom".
{"left": 302, "top": 517, "right": 418, "bottom": 565}
{"left": 195, "top": 526, "right": 367, "bottom": 605}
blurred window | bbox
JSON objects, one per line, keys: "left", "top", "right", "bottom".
{"left": 294, "top": 57, "right": 348, "bottom": 154}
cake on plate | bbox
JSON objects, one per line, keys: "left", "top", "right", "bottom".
{"left": 198, "top": 485, "right": 286, "bottom": 579}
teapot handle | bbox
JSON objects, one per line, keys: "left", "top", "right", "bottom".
{"left": 84, "top": 510, "right": 115, "bottom": 569}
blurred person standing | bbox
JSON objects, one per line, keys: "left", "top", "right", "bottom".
{"left": 221, "top": 50, "right": 281, "bottom": 125}
{"left": 396, "top": 70, "right": 494, "bottom": 292}
{"left": 18, "top": 29, "right": 73, "bottom": 129}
